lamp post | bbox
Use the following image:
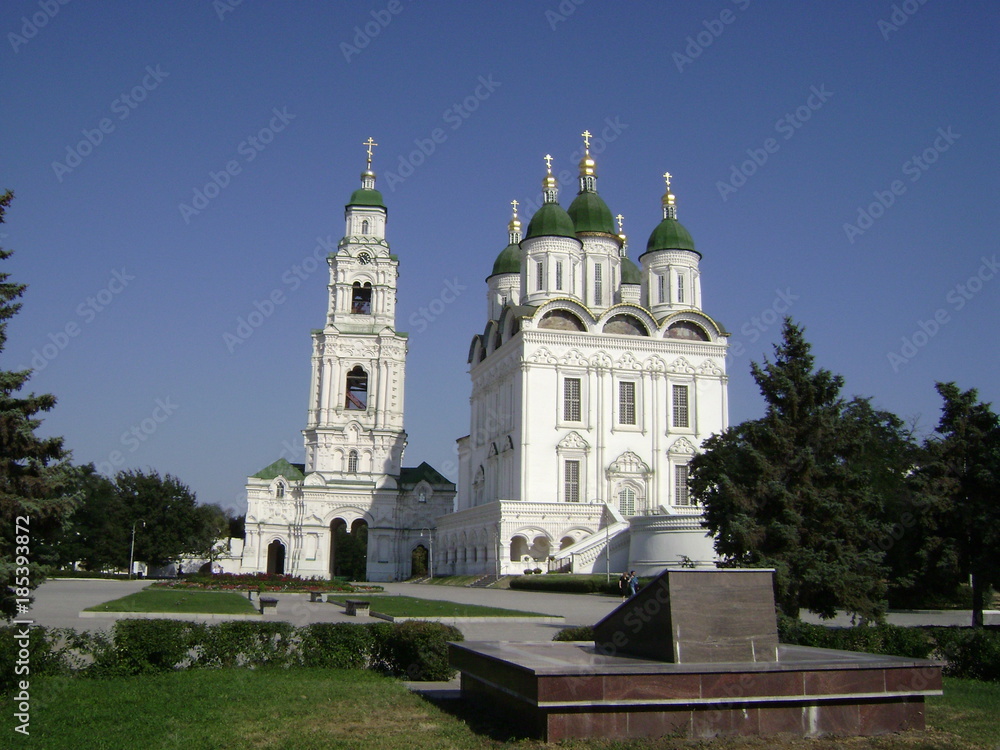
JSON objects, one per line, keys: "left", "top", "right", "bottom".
{"left": 420, "top": 528, "right": 433, "bottom": 579}
{"left": 128, "top": 520, "right": 145, "bottom": 579}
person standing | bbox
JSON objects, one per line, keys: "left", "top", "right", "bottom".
{"left": 628, "top": 571, "right": 638, "bottom": 598}
{"left": 618, "top": 572, "right": 629, "bottom": 601}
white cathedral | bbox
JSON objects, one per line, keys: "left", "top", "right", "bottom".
{"left": 241, "top": 134, "right": 728, "bottom": 582}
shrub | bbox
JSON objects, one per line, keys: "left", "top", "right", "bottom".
{"left": 778, "top": 616, "right": 934, "bottom": 660}
{"left": 196, "top": 621, "right": 295, "bottom": 669}
{"left": 385, "top": 621, "right": 463, "bottom": 681}
{"left": 553, "top": 625, "right": 595, "bottom": 642}
{"left": 299, "top": 623, "right": 372, "bottom": 669}
{"left": 0, "top": 625, "right": 69, "bottom": 694}
{"left": 90, "top": 620, "right": 202, "bottom": 676}
{"left": 510, "top": 574, "right": 619, "bottom": 595}
{"left": 365, "top": 622, "right": 396, "bottom": 673}
{"left": 931, "top": 627, "right": 1000, "bottom": 681}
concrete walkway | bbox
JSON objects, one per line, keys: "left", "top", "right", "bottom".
{"left": 25, "top": 578, "right": 998, "bottom": 638}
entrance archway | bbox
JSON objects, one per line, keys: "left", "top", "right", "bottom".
{"left": 266, "top": 539, "right": 285, "bottom": 575}
{"left": 411, "top": 544, "right": 428, "bottom": 578}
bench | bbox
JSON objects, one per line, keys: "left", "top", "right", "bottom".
{"left": 309, "top": 591, "right": 325, "bottom": 603}
{"left": 344, "top": 599, "right": 370, "bottom": 616}
{"left": 247, "top": 586, "right": 263, "bottom": 601}
{"left": 259, "top": 596, "right": 278, "bottom": 614}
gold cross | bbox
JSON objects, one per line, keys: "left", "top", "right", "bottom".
{"left": 544, "top": 153, "right": 553, "bottom": 172}
{"left": 581, "top": 130, "right": 592, "bottom": 150}
{"left": 510, "top": 199, "right": 519, "bottom": 216}
{"left": 663, "top": 171, "right": 672, "bottom": 189}
{"left": 363, "top": 137, "right": 378, "bottom": 166}
{"left": 616, "top": 214, "right": 624, "bottom": 233}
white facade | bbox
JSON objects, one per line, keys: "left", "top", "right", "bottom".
{"left": 438, "top": 144, "right": 728, "bottom": 576}
{"left": 241, "top": 157, "right": 455, "bottom": 582}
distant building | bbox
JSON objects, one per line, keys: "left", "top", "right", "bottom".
{"left": 436, "top": 135, "right": 728, "bottom": 576}
{"left": 240, "top": 141, "right": 454, "bottom": 581}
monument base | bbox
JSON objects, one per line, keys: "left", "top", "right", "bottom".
{"left": 449, "top": 641, "right": 942, "bottom": 741}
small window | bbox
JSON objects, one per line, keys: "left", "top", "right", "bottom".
{"left": 563, "top": 378, "right": 581, "bottom": 422}
{"left": 675, "top": 464, "right": 691, "bottom": 505}
{"left": 345, "top": 366, "right": 368, "bottom": 410}
{"left": 672, "top": 384, "right": 689, "bottom": 428}
{"left": 618, "top": 486, "right": 636, "bottom": 516}
{"left": 351, "top": 282, "right": 372, "bottom": 314}
{"left": 275, "top": 482, "right": 285, "bottom": 498}
{"left": 555, "top": 261, "right": 563, "bottom": 290}
{"left": 348, "top": 450, "right": 359, "bottom": 473}
{"left": 361, "top": 219, "right": 370, "bottom": 234}
{"left": 677, "top": 274, "right": 685, "bottom": 304}
{"left": 536, "top": 260, "right": 544, "bottom": 291}
{"left": 594, "top": 263, "right": 603, "bottom": 305}
{"left": 564, "top": 460, "right": 580, "bottom": 502}
{"left": 618, "top": 381, "right": 636, "bottom": 425}
{"left": 658, "top": 273, "right": 666, "bottom": 304}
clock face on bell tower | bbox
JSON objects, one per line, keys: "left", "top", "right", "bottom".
{"left": 358, "top": 251, "right": 372, "bottom": 265}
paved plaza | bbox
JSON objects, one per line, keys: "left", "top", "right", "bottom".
{"left": 25, "top": 578, "right": 999, "bottom": 641}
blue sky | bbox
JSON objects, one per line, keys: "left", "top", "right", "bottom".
{"left": 2, "top": 1, "right": 997, "bottom": 515}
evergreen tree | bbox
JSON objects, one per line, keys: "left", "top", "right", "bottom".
{"left": 921, "top": 382, "right": 1000, "bottom": 627}
{"left": 54, "top": 466, "right": 128, "bottom": 571}
{"left": 690, "top": 319, "right": 912, "bottom": 620}
{"left": 0, "top": 190, "right": 79, "bottom": 620}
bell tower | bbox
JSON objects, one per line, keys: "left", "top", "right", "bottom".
{"left": 303, "top": 138, "right": 408, "bottom": 480}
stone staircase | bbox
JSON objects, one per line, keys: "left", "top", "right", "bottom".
{"left": 469, "top": 574, "right": 501, "bottom": 588}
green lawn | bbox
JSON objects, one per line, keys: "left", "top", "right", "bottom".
{"left": 423, "top": 575, "right": 482, "bottom": 586}
{"left": 326, "top": 594, "right": 551, "bottom": 618}
{"left": 2, "top": 672, "right": 996, "bottom": 749}
{"left": 85, "top": 587, "right": 258, "bottom": 615}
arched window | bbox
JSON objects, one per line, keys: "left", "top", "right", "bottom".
{"left": 361, "top": 219, "right": 370, "bottom": 234}
{"left": 348, "top": 450, "right": 359, "bottom": 473}
{"left": 345, "top": 366, "right": 368, "bottom": 410}
{"left": 275, "top": 482, "right": 285, "bottom": 498}
{"left": 351, "top": 282, "right": 372, "bottom": 314}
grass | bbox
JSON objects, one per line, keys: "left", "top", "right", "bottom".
{"left": 85, "top": 587, "right": 259, "bottom": 615}
{"left": 326, "top": 594, "right": 551, "bottom": 618}
{"left": 424, "top": 575, "right": 482, "bottom": 586}
{"left": 2, "top": 672, "right": 997, "bottom": 749}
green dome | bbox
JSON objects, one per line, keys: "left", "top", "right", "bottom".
{"left": 525, "top": 202, "right": 577, "bottom": 240}
{"left": 347, "top": 187, "right": 386, "bottom": 209}
{"left": 620, "top": 256, "right": 642, "bottom": 284}
{"left": 645, "top": 217, "right": 696, "bottom": 254}
{"left": 567, "top": 191, "right": 615, "bottom": 234}
{"left": 490, "top": 242, "right": 521, "bottom": 276}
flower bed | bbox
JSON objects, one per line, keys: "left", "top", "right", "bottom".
{"left": 152, "top": 572, "right": 383, "bottom": 594}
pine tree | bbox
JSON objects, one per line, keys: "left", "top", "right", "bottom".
{"left": 690, "top": 319, "right": 912, "bottom": 621}
{"left": 921, "top": 382, "right": 1000, "bottom": 627}
{"left": 0, "top": 190, "right": 79, "bottom": 620}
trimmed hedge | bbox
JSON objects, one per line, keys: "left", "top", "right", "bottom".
{"left": 928, "top": 627, "right": 1000, "bottom": 681}
{"left": 552, "top": 625, "right": 595, "bottom": 642}
{"left": 0, "top": 618, "right": 464, "bottom": 693}
{"left": 509, "top": 574, "right": 621, "bottom": 595}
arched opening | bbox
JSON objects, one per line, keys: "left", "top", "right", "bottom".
{"left": 509, "top": 535, "right": 528, "bottom": 562}
{"left": 530, "top": 535, "right": 551, "bottom": 561}
{"left": 330, "top": 518, "right": 368, "bottom": 579}
{"left": 345, "top": 366, "right": 368, "bottom": 410}
{"left": 266, "top": 539, "right": 286, "bottom": 575}
{"left": 347, "top": 450, "right": 359, "bottom": 473}
{"left": 560, "top": 536, "right": 576, "bottom": 550}
{"left": 329, "top": 518, "right": 346, "bottom": 577}
{"left": 410, "top": 544, "right": 428, "bottom": 578}
{"left": 274, "top": 482, "right": 285, "bottom": 498}
{"left": 361, "top": 219, "right": 370, "bottom": 234}
{"left": 351, "top": 282, "right": 372, "bottom": 314}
